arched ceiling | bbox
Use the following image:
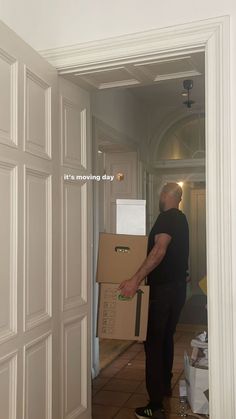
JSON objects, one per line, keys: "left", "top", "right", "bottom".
{"left": 157, "top": 114, "right": 205, "bottom": 160}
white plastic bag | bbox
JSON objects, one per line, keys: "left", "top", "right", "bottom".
{"left": 184, "top": 352, "right": 209, "bottom": 415}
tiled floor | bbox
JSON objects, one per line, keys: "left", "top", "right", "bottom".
{"left": 99, "top": 338, "right": 133, "bottom": 369}
{"left": 92, "top": 325, "right": 208, "bottom": 419}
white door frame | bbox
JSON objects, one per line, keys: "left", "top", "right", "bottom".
{"left": 41, "top": 16, "right": 235, "bottom": 418}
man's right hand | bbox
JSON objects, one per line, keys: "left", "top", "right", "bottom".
{"left": 118, "top": 277, "right": 139, "bottom": 298}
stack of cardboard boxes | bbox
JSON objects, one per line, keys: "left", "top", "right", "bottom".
{"left": 96, "top": 199, "right": 150, "bottom": 341}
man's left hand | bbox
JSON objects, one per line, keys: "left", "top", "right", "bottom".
{"left": 118, "top": 277, "right": 139, "bottom": 298}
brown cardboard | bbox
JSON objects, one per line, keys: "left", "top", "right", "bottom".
{"left": 97, "top": 283, "right": 150, "bottom": 341}
{"left": 96, "top": 233, "right": 148, "bottom": 283}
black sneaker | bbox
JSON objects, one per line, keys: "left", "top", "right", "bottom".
{"left": 135, "top": 403, "right": 166, "bottom": 419}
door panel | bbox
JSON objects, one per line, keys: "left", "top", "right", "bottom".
{"left": 63, "top": 181, "right": 88, "bottom": 311}
{"left": 24, "top": 167, "right": 52, "bottom": 331}
{"left": 24, "top": 68, "right": 52, "bottom": 159}
{"left": 0, "top": 49, "right": 18, "bottom": 148}
{"left": 0, "top": 21, "right": 92, "bottom": 419}
{"left": 62, "top": 314, "right": 88, "bottom": 419}
{"left": 0, "top": 21, "right": 59, "bottom": 419}
{"left": 62, "top": 97, "right": 88, "bottom": 170}
{"left": 23, "top": 333, "right": 52, "bottom": 419}
{"left": 0, "top": 352, "right": 17, "bottom": 419}
{"left": 0, "top": 162, "right": 17, "bottom": 344}
{"left": 59, "top": 77, "right": 92, "bottom": 419}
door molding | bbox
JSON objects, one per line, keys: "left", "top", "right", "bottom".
{"left": 40, "top": 16, "right": 223, "bottom": 74}
{"left": 42, "top": 16, "right": 234, "bottom": 418}
{"left": 92, "top": 118, "right": 139, "bottom": 377}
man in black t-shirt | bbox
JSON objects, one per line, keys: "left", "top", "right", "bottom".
{"left": 119, "top": 183, "right": 189, "bottom": 419}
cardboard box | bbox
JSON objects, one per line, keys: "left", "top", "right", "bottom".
{"left": 96, "top": 233, "right": 148, "bottom": 283}
{"left": 184, "top": 353, "right": 209, "bottom": 415}
{"left": 97, "top": 283, "right": 150, "bottom": 341}
{"left": 116, "top": 199, "right": 146, "bottom": 235}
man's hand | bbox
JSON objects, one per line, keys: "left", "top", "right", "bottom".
{"left": 118, "top": 277, "right": 139, "bottom": 298}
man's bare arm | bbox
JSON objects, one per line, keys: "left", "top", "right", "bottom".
{"left": 118, "top": 233, "right": 171, "bottom": 297}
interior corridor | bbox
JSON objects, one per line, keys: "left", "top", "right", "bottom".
{"left": 92, "top": 324, "right": 208, "bottom": 419}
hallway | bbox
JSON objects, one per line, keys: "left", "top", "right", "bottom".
{"left": 92, "top": 324, "right": 208, "bottom": 419}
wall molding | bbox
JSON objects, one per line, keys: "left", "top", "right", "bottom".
{"left": 154, "top": 158, "right": 205, "bottom": 170}
{"left": 39, "top": 17, "right": 223, "bottom": 73}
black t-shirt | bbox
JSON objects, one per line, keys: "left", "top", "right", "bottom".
{"left": 147, "top": 208, "right": 189, "bottom": 286}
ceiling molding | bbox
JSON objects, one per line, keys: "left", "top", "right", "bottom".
{"left": 38, "top": 18, "right": 221, "bottom": 73}
{"left": 79, "top": 75, "right": 140, "bottom": 90}
{"left": 160, "top": 171, "right": 205, "bottom": 183}
{"left": 75, "top": 65, "right": 142, "bottom": 89}
{"left": 154, "top": 158, "right": 205, "bottom": 169}
{"left": 154, "top": 70, "right": 201, "bottom": 82}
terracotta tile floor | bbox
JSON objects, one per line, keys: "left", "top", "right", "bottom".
{"left": 92, "top": 325, "right": 209, "bottom": 419}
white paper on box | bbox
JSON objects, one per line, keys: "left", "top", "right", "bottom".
{"left": 116, "top": 199, "right": 146, "bottom": 235}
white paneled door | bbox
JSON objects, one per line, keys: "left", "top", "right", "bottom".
{"left": 59, "top": 77, "right": 92, "bottom": 419}
{"left": 0, "top": 21, "right": 92, "bottom": 419}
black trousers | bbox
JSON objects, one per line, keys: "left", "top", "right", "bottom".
{"left": 144, "top": 281, "right": 186, "bottom": 406}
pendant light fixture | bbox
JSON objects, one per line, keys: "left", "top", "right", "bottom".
{"left": 182, "top": 79, "right": 195, "bottom": 108}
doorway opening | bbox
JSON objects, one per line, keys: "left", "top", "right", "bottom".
{"left": 89, "top": 66, "right": 209, "bottom": 416}
{"left": 89, "top": 50, "right": 207, "bottom": 380}
{"left": 93, "top": 138, "right": 139, "bottom": 370}
{"left": 55, "top": 15, "right": 232, "bottom": 419}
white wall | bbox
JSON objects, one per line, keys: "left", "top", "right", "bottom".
{"left": 1, "top": 0, "right": 235, "bottom": 177}
{"left": 92, "top": 89, "right": 146, "bottom": 144}
{"left": 0, "top": 0, "right": 235, "bottom": 50}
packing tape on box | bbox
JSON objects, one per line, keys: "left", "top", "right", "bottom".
{"left": 135, "top": 289, "right": 143, "bottom": 337}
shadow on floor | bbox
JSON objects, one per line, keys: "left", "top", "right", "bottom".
{"left": 93, "top": 324, "right": 209, "bottom": 419}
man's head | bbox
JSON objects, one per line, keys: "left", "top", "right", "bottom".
{"left": 159, "top": 182, "right": 183, "bottom": 212}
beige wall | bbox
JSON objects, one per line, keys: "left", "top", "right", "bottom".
{"left": 0, "top": 0, "right": 236, "bottom": 51}
{"left": 92, "top": 89, "right": 146, "bottom": 144}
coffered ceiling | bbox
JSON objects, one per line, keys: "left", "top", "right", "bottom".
{"left": 63, "top": 52, "right": 204, "bottom": 92}
{"left": 128, "top": 73, "right": 204, "bottom": 109}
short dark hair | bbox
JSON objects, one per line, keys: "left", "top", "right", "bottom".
{"left": 162, "top": 183, "right": 183, "bottom": 201}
